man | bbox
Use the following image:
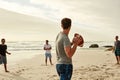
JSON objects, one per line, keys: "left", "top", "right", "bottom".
{"left": 44, "top": 40, "right": 53, "bottom": 66}
{"left": 0, "top": 38, "right": 11, "bottom": 72}
{"left": 114, "top": 36, "right": 120, "bottom": 64}
{"left": 55, "top": 18, "right": 82, "bottom": 80}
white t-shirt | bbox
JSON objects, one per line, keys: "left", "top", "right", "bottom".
{"left": 44, "top": 44, "right": 51, "bottom": 53}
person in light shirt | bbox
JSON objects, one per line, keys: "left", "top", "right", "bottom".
{"left": 44, "top": 40, "right": 53, "bottom": 66}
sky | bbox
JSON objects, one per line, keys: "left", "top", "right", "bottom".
{"left": 0, "top": 0, "right": 120, "bottom": 41}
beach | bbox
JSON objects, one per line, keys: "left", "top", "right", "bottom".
{"left": 0, "top": 1, "right": 120, "bottom": 80}
{"left": 1, "top": 48, "right": 120, "bottom": 80}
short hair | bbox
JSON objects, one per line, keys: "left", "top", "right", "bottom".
{"left": 61, "top": 18, "right": 71, "bottom": 29}
{"left": 1, "top": 38, "right": 5, "bottom": 43}
{"left": 1, "top": 38, "right": 5, "bottom": 41}
{"left": 46, "top": 40, "right": 49, "bottom": 42}
{"left": 115, "top": 36, "right": 119, "bottom": 38}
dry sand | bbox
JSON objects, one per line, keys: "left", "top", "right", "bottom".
{"left": 0, "top": 49, "right": 120, "bottom": 80}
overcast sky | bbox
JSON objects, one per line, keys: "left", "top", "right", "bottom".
{"left": 0, "top": 0, "right": 120, "bottom": 41}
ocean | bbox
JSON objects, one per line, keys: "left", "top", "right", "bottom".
{"left": 5, "top": 41, "right": 114, "bottom": 64}
{"left": 6, "top": 41, "right": 114, "bottom": 52}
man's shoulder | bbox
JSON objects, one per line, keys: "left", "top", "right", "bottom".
{"left": 117, "top": 40, "right": 120, "bottom": 43}
{"left": 0, "top": 44, "right": 7, "bottom": 49}
{"left": 3, "top": 44, "right": 7, "bottom": 46}
{"left": 0, "top": 44, "right": 7, "bottom": 46}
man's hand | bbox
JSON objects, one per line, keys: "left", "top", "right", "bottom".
{"left": 7, "top": 52, "right": 11, "bottom": 55}
{"left": 72, "top": 33, "right": 84, "bottom": 47}
{"left": 8, "top": 53, "right": 11, "bottom": 55}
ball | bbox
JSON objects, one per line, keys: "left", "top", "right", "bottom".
{"left": 73, "top": 33, "right": 84, "bottom": 47}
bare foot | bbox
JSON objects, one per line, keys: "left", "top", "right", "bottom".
{"left": 5, "top": 70, "right": 9, "bottom": 72}
{"left": 115, "top": 62, "right": 120, "bottom": 65}
{"left": 51, "top": 63, "right": 53, "bottom": 65}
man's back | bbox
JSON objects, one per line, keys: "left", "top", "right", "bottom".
{"left": 55, "top": 32, "right": 72, "bottom": 64}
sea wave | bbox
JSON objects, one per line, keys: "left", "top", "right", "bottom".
{"left": 6, "top": 41, "right": 114, "bottom": 51}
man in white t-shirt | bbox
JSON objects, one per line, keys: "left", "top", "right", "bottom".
{"left": 44, "top": 40, "right": 53, "bottom": 66}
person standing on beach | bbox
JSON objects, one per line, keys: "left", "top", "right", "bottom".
{"left": 113, "top": 36, "right": 120, "bottom": 64}
{"left": 0, "top": 38, "right": 11, "bottom": 72}
{"left": 44, "top": 40, "right": 53, "bottom": 66}
{"left": 55, "top": 18, "right": 82, "bottom": 80}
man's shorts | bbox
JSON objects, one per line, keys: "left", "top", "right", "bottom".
{"left": 45, "top": 53, "right": 52, "bottom": 58}
{"left": 0, "top": 55, "right": 7, "bottom": 64}
{"left": 115, "top": 49, "right": 120, "bottom": 56}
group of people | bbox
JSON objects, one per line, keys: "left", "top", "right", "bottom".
{"left": 54, "top": 18, "right": 120, "bottom": 80}
{"left": 0, "top": 18, "right": 120, "bottom": 80}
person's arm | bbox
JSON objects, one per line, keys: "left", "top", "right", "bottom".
{"left": 6, "top": 51, "right": 11, "bottom": 55}
{"left": 112, "top": 46, "right": 115, "bottom": 53}
{"left": 44, "top": 46, "right": 51, "bottom": 50}
{"left": 64, "top": 44, "right": 77, "bottom": 58}
{"left": 44, "top": 45, "right": 47, "bottom": 50}
{"left": 44, "top": 47, "right": 46, "bottom": 50}
{"left": 45, "top": 45, "right": 52, "bottom": 50}
{"left": 112, "top": 41, "right": 116, "bottom": 53}
{"left": 48, "top": 47, "right": 51, "bottom": 50}
{"left": 49, "top": 45, "right": 52, "bottom": 50}
{"left": 5, "top": 45, "right": 11, "bottom": 55}
{"left": 64, "top": 37, "right": 81, "bottom": 58}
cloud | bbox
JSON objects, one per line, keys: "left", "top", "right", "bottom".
{"left": 30, "top": 0, "right": 120, "bottom": 29}
{"left": 0, "top": 0, "right": 120, "bottom": 41}
{"left": 0, "top": 0, "right": 54, "bottom": 20}
{"left": 4, "top": 0, "right": 30, "bottom": 5}
{"left": 1, "top": 0, "right": 120, "bottom": 28}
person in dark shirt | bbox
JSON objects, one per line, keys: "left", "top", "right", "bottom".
{"left": 0, "top": 38, "right": 11, "bottom": 72}
{"left": 113, "top": 36, "right": 120, "bottom": 64}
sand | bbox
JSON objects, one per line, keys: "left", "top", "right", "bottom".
{"left": 0, "top": 49, "right": 120, "bottom": 80}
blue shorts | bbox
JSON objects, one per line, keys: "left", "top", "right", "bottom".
{"left": 0, "top": 55, "right": 7, "bottom": 64}
{"left": 45, "top": 53, "right": 52, "bottom": 58}
{"left": 115, "top": 49, "right": 120, "bottom": 56}
{"left": 56, "top": 64, "right": 73, "bottom": 80}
